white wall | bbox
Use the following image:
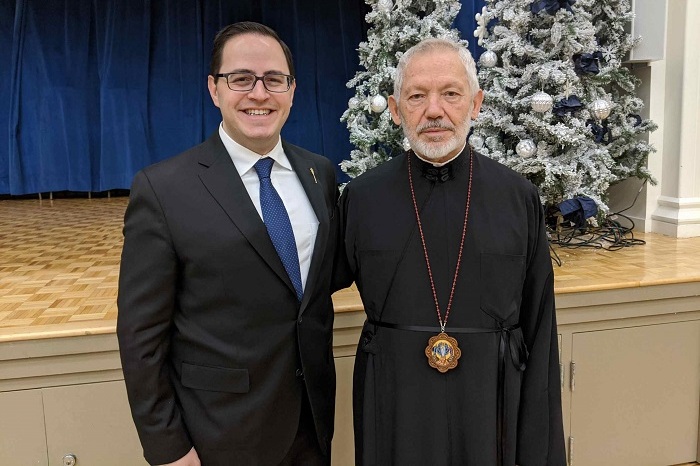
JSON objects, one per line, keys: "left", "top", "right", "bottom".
{"left": 612, "top": 0, "right": 700, "bottom": 237}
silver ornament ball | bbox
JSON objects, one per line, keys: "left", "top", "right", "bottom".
{"left": 469, "top": 134, "right": 484, "bottom": 150}
{"left": 377, "top": 0, "right": 393, "bottom": 14}
{"left": 516, "top": 139, "right": 537, "bottom": 158}
{"left": 590, "top": 99, "right": 612, "bottom": 120}
{"left": 530, "top": 91, "right": 554, "bottom": 113}
{"left": 348, "top": 97, "right": 360, "bottom": 110}
{"left": 369, "top": 94, "right": 388, "bottom": 113}
{"left": 479, "top": 50, "right": 498, "bottom": 68}
{"left": 402, "top": 137, "right": 411, "bottom": 151}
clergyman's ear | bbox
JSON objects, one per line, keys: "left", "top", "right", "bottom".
{"left": 388, "top": 95, "right": 401, "bottom": 125}
{"left": 470, "top": 89, "right": 484, "bottom": 119}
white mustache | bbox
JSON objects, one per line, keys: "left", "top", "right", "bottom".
{"left": 417, "top": 120, "right": 454, "bottom": 133}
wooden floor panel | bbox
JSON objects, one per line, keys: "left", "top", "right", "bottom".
{"left": 0, "top": 198, "right": 125, "bottom": 336}
{"left": 2, "top": 198, "right": 700, "bottom": 340}
{"left": 552, "top": 231, "right": 700, "bottom": 293}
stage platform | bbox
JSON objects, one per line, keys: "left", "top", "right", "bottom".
{"left": 2, "top": 197, "right": 700, "bottom": 336}
{"left": 1, "top": 198, "right": 699, "bottom": 466}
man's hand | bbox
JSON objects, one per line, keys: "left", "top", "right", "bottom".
{"left": 158, "top": 447, "right": 201, "bottom": 466}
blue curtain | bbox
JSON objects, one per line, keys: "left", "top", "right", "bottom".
{"left": 0, "top": 1, "right": 15, "bottom": 193}
{"left": 458, "top": 0, "right": 487, "bottom": 59}
{"left": 0, "top": 0, "right": 483, "bottom": 194}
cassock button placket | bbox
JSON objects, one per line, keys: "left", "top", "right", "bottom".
{"left": 419, "top": 159, "right": 454, "bottom": 183}
{"left": 253, "top": 158, "right": 304, "bottom": 302}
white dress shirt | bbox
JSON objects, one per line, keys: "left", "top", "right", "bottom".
{"left": 219, "top": 124, "right": 319, "bottom": 290}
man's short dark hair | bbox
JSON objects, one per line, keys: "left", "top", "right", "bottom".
{"left": 210, "top": 21, "right": 295, "bottom": 78}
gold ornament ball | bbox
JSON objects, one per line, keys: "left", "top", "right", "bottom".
{"left": 590, "top": 99, "right": 612, "bottom": 120}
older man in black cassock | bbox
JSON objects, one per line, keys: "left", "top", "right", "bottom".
{"left": 334, "top": 38, "right": 566, "bottom": 466}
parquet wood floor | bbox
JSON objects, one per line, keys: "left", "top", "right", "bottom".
{"left": 2, "top": 198, "right": 700, "bottom": 340}
{"left": 552, "top": 231, "right": 700, "bottom": 293}
{"left": 0, "top": 198, "right": 126, "bottom": 339}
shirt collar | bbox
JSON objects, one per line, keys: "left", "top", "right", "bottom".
{"left": 414, "top": 142, "right": 467, "bottom": 167}
{"left": 218, "top": 123, "right": 291, "bottom": 176}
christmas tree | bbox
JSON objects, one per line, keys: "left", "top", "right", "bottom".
{"left": 340, "top": 0, "right": 465, "bottom": 180}
{"left": 471, "top": 0, "right": 656, "bottom": 217}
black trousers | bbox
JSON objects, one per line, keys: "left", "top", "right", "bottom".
{"left": 277, "top": 388, "right": 329, "bottom": 466}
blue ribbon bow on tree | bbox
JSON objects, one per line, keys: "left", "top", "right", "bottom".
{"left": 628, "top": 114, "right": 643, "bottom": 127}
{"left": 587, "top": 119, "right": 611, "bottom": 144}
{"left": 558, "top": 196, "right": 598, "bottom": 229}
{"left": 531, "top": 0, "right": 576, "bottom": 15}
{"left": 573, "top": 51, "right": 604, "bottom": 75}
{"left": 553, "top": 95, "right": 583, "bottom": 117}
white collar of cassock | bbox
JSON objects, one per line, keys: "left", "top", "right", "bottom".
{"left": 414, "top": 142, "right": 467, "bottom": 167}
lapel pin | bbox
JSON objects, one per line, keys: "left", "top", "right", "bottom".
{"left": 309, "top": 167, "right": 318, "bottom": 184}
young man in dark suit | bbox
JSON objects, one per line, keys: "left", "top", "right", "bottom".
{"left": 118, "top": 22, "right": 338, "bottom": 466}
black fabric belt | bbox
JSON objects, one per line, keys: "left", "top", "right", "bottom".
{"left": 368, "top": 319, "right": 498, "bottom": 333}
{"left": 365, "top": 318, "right": 529, "bottom": 466}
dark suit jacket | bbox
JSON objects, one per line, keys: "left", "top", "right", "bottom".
{"left": 117, "top": 132, "right": 338, "bottom": 466}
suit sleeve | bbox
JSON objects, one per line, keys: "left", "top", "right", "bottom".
{"left": 516, "top": 189, "right": 567, "bottom": 466}
{"left": 117, "top": 171, "right": 192, "bottom": 465}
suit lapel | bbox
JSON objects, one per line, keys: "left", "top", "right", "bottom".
{"left": 284, "top": 141, "right": 330, "bottom": 315}
{"left": 197, "top": 134, "right": 296, "bottom": 296}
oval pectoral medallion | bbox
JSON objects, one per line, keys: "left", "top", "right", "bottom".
{"left": 425, "top": 332, "right": 461, "bottom": 373}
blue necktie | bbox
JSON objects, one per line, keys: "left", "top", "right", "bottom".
{"left": 254, "top": 158, "right": 304, "bottom": 301}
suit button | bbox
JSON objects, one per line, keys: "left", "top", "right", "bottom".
{"left": 297, "top": 317, "right": 303, "bottom": 324}
{"left": 295, "top": 369, "right": 304, "bottom": 378}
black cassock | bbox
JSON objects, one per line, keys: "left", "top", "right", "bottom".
{"left": 334, "top": 147, "right": 566, "bottom": 466}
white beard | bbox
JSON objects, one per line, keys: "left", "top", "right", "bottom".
{"left": 407, "top": 131, "right": 464, "bottom": 161}
{"left": 401, "top": 113, "right": 472, "bottom": 161}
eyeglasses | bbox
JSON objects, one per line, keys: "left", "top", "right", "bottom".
{"left": 215, "top": 72, "right": 294, "bottom": 93}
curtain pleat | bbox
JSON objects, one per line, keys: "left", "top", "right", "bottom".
{"left": 1, "top": 0, "right": 19, "bottom": 194}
